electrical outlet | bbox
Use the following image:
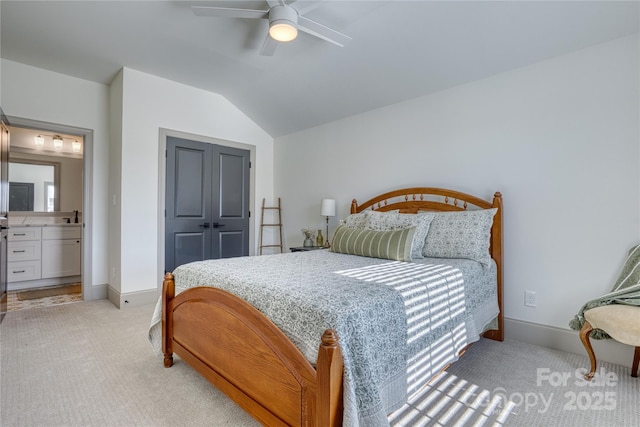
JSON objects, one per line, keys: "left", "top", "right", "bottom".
{"left": 525, "top": 290, "right": 536, "bottom": 307}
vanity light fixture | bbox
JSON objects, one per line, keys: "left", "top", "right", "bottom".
{"left": 72, "top": 140, "right": 82, "bottom": 153}
{"left": 34, "top": 135, "right": 45, "bottom": 147}
{"left": 53, "top": 135, "right": 63, "bottom": 150}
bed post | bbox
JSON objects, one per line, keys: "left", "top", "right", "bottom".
{"left": 162, "top": 272, "right": 175, "bottom": 368}
{"left": 316, "top": 329, "right": 344, "bottom": 427}
{"left": 350, "top": 199, "right": 358, "bottom": 215}
{"left": 486, "top": 192, "right": 504, "bottom": 341}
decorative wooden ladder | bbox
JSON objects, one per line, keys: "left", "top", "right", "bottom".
{"left": 259, "top": 198, "right": 283, "bottom": 255}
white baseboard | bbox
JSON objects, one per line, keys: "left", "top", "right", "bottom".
{"left": 106, "top": 285, "right": 157, "bottom": 309}
{"left": 85, "top": 283, "right": 107, "bottom": 301}
{"left": 504, "top": 317, "right": 636, "bottom": 369}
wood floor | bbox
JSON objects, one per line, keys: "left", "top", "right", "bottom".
{"left": 6, "top": 284, "right": 82, "bottom": 312}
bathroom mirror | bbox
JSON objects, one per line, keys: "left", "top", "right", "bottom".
{"left": 9, "top": 160, "right": 60, "bottom": 212}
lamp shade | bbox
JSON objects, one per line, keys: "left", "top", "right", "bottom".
{"left": 53, "top": 135, "right": 63, "bottom": 149}
{"left": 34, "top": 135, "right": 45, "bottom": 147}
{"left": 320, "top": 199, "right": 336, "bottom": 217}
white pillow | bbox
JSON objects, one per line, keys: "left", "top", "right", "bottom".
{"left": 422, "top": 208, "right": 497, "bottom": 265}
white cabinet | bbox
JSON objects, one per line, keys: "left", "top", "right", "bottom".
{"left": 8, "top": 227, "right": 41, "bottom": 242}
{"left": 8, "top": 225, "right": 81, "bottom": 284}
{"left": 8, "top": 227, "right": 42, "bottom": 282}
{"left": 41, "top": 227, "right": 81, "bottom": 279}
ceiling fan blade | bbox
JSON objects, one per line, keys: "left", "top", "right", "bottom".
{"left": 260, "top": 35, "right": 278, "bottom": 56}
{"left": 266, "top": 0, "right": 285, "bottom": 7}
{"left": 289, "top": 0, "right": 323, "bottom": 16}
{"left": 298, "top": 16, "right": 351, "bottom": 47}
{"left": 191, "top": 6, "right": 268, "bottom": 20}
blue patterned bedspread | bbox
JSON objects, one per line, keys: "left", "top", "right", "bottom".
{"left": 149, "top": 250, "right": 498, "bottom": 426}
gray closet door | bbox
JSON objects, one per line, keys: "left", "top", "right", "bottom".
{"left": 165, "top": 137, "right": 249, "bottom": 272}
{"left": 212, "top": 144, "right": 250, "bottom": 259}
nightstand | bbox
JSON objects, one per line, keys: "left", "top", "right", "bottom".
{"left": 290, "top": 246, "right": 327, "bottom": 252}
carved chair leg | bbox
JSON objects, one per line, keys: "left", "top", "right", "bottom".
{"left": 632, "top": 346, "right": 639, "bottom": 378}
{"left": 579, "top": 321, "right": 597, "bottom": 381}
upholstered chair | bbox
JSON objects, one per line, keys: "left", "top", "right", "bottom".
{"left": 579, "top": 305, "right": 640, "bottom": 380}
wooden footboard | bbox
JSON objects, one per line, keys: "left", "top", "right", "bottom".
{"left": 162, "top": 273, "right": 343, "bottom": 426}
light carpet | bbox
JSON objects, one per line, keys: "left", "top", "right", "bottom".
{"left": 1, "top": 300, "right": 258, "bottom": 427}
{"left": 1, "top": 300, "right": 638, "bottom": 426}
{"left": 392, "top": 337, "right": 639, "bottom": 426}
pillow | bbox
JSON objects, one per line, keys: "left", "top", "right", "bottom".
{"left": 330, "top": 225, "right": 415, "bottom": 262}
{"left": 342, "top": 210, "right": 399, "bottom": 228}
{"left": 343, "top": 213, "right": 367, "bottom": 228}
{"left": 363, "top": 211, "right": 435, "bottom": 259}
{"left": 422, "top": 208, "right": 497, "bottom": 265}
{"left": 362, "top": 210, "right": 400, "bottom": 229}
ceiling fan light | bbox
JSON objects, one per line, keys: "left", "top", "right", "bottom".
{"left": 269, "top": 22, "right": 297, "bottom": 42}
{"left": 268, "top": 5, "right": 298, "bottom": 42}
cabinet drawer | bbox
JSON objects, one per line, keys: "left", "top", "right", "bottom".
{"left": 8, "top": 227, "right": 41, "bottom": 241}
{"left": 8, "top": 260, "right": 42, "bottom": 282}
{"left": 42, "top": 226, "right": 82, "bottom": 240}
{"left": 7, "top": 241, "right": 41, "bottom": 262}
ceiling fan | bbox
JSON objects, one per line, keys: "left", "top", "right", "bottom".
{"left": 192, "top": 0, "right": 351, "bottom": 56}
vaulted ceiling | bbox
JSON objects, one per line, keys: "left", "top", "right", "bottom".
{"left": 2, "top": 1, "right": 638, "bottom": 137}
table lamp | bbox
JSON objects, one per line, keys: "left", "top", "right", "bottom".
{"left": 320, "top": 199, "right": 336, "bottom": 247}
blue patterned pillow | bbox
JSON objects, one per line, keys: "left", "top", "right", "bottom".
{"left": 330, "top": 225, "right": 415, "bottom": 262}
{"left": 343, "top": 210, "right": 399, "bottom": 228}
{"left": 422, "top": 208, "right": 497, "bottom": 265}
{"left": 344, "top": 213, "right": 367, "bottom": 228}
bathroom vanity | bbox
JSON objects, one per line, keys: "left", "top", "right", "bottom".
{"left": 7, "top": 222, "right": 81, "bottom": 290}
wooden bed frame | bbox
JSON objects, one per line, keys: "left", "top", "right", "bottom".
{"left": 162, "top": 187, "right": 503, "bottom": 426}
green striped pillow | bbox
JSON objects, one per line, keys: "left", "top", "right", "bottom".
{"left": 330, "top": 226, "right": 415, "bottom": 262}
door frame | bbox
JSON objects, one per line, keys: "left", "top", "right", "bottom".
{"left": 5, "top": 115, "right": 94, "bottom": 300}
{"left": 157, "top": 128, "right": 256, "bottom": 284}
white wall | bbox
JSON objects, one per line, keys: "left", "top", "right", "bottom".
{"left": 1, "top": 59, "right": 110, "bottom": 292}
{"left": 0, "top": 5, "right": 3, "bottom": 109}
{"left": 114, "top": 68, "right": 274, "bottom": 298}
{"left": 108, "top": 72, "right": 123, "bottom": 299}
{"left": 275, "top": 35, "right": 639, "bottom": 335}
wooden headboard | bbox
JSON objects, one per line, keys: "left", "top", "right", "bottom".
{"left": 351, "top": 187, "right": 504, "bottom": 341}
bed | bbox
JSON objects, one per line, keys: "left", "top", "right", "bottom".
{"left": 149, "top": 187, "right": 503, "bottom": 426}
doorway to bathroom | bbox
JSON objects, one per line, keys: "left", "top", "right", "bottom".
{"left": 3, "top": 117, "right": 93, "bottom": 310}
